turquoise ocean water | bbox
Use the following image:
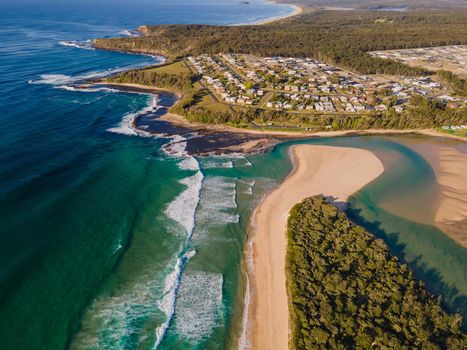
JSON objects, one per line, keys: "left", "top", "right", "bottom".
{"left": 0, "top": 1, "right": 466, "bottom": 349}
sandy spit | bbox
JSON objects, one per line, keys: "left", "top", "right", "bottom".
{"left": 434, "top": 147, "right": 467, "bottom": 247}
{"left": 246, "top": 145, "right": 384, "bottom": 350}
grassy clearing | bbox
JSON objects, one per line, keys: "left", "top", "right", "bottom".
{"left": 147, "top": 60, "right": 190, "bottom": 75}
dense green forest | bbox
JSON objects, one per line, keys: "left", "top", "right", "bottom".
{"left": 94, "top": 10, "right": 467, "bottom": 75}
{"left": 284, "top": 0, "right": 467, "bottom": 11}
{"left": 286, "top": 196, "right": 466, "bottom": 350}
{"left": 437, "top": 71, "right": 467, "bottom": 97}
{"left": 107, "top": 69, "right": 196, "bottom": 93}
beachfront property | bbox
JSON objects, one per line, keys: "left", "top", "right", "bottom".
{"left": 369, "top": 45, "right": 467, "bottom": 77}
{"left": 187, "top": 53, "right": 466, "bottom": 116}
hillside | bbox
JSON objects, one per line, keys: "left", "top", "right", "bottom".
{"left": 94, "top": 9, "right": 467, "bottom": 76}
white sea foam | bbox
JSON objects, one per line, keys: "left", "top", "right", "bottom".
{"left": 239, "top": 205, "right": 258, "bottom": 350}
{"left": 72, "top": 247, "right": 197, "bottom": 349}
{"left": 165, "top": 170, "right": 204, "bottom": 239}
{"left": 30, "top": 72, "right": 109, "bottom": 86}
{"left": 57, "top": 85, "right": 119, "bottom": 93}
{"left": 58, "top": 39, "right": 94, "bottom": 50}
{"left": 107, "top": 95, "right": 159, "bottom": 136}
{"left": 72, "top": 258, "right": 175, "bottom": 348}
{"left": 29, "top": 63, "right": 154, "bottom": 87}
{"left": 154, "top": 249, "right": 196, "bottom": 349}
{"left": 161, "top": 135, "right": 188, "bottom": 157}
{"left": 112, "top": 238, "right": 123, "bottom": 254}
{"left": 208, "top": 152, "right": 245, "bottom": 159}
{"left": 118, "top": 29, "right": 141, "bottom": 37}
{"left": 174, "top": 271, "right": 223, "bottom": 342}
{"left": 238, "top": 270, "right": 252, "bottom": 350}
{"left": 201, "top": 160, "right": 234, "bottom": 169}
{"left": 193, "top": 176, "right": 239, "bottom": 232}
{"left": 154, "top": 160, "right": 204, "bottom": 347}
{"left": 178, "top": 156, "right": 200, "bottom": 171}
{"left": 241, "top": 179, "right": 256, "bottom": 195}
{"left": 29, "top": 74, "right": 76, "bottom": 86}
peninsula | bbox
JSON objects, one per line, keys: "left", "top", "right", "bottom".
{"left": 92, "top": 5, "right": 467, "bottom": 137}
{"left": 85, "top": 2, "right": 467, "bottom": 349}
{"left": 249, "top": 145, "right": 384, "bottom": 349}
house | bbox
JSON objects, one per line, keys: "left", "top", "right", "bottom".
{"left": 375, "top": 104, "right": 388, "bottom": 111}
{"left": 394, "top": 105, "right": 404, "bottom": 113}
{"left": 354, "top": 104, "right": 365, "bottom": 112}
{"left": 315, "top": 103, "right": 325, "bottom": 112}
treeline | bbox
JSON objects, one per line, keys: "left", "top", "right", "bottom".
{"left": 107, "top": 69, "right": 196, "bottom": 93}
{"left": 94, "top": 10, "right": 467, "bottom": 75}
{"left": 286, "top": 196, "right": 466, "bottom": 350}
{"left": 437, "top": 71, "right": 467, "bottom": 97}
{"left": 285, "top": 0, "right": 467, "bottom": 11}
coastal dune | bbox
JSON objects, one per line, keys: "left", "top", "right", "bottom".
{"left": 248, "top": 145, "right": 384, "bottom": 350}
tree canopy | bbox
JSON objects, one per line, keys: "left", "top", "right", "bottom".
{"left": 94, "top": 10, "right": 467, "bottom": 76}
{"left": 286, "top": 196, "right": 466, "bottom": 349}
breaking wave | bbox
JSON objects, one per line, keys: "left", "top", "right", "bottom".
{"left": 162, "top": 135, "right": 188, "bottom": 157}
{"left": 29, "top": 69, "right": 121, "bottom": 86}
{"left": 174, "top": 271, "right": 224, "bottom": 342}
{"left": 154, "top": 250, "right": 197, "bottom": 349}
{"left": 165, "top": 170, "right": 204, "bottom": 239}
{"left": 58, "top": 39, "right": 94, "bottom": 50}
{"left": 107, "top": 95, "right": 160, "bottom": 136}
{"left": 178, "top": 156, "right": 200, "bottom": 171}
{"left": 194, "top": 176, "right": 240, "bottom": 238}
{"left": 57, "top": 85, "right": 119, "bottom": 93}
{"left": 201, "top": 160, "right": 234, "bottom": 169}
{"left": 118, "top": 29, "right": 141, "bottom": 37}
{"left": 241, "top": 179, "right": 256, "bottom": 195}
{"left": 154, "top": 158, "right": 203, "bottom": 347}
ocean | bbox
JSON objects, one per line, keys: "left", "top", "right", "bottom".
{"left": 0, "top": 1, "right": 465, "bottom": 349}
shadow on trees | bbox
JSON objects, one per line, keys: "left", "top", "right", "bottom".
{"left": 345, "top": 203, "right": 467, "bottom": 331}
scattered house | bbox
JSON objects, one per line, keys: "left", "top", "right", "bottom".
{"left": 188, "top": 52, "right": 465, "bottom": 117}
{"left": 394, "top": 105, "right": 404, "bottom": 113}
{"left": 375, "top": 104, "right": 388, "bottom": 111}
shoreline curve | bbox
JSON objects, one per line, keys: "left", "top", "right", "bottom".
{"left": 246, "top": 144, "right": 384, "bottom": 349}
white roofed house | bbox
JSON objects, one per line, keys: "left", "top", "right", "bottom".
{"left": 315, "top": 103, "right": 325, "bottom": 112}
{"left": 393, "top": 105, "right": 404, "bottom": 113}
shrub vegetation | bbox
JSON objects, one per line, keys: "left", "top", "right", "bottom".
{"left": 286, "top": 196, "right": 466, "bottom": 349}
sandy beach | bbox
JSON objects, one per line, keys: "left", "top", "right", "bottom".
{"left": 247, "top": 145, "right": 384, "bottom": 350}
{"left": 251, "top": 4, "right": 303, "bottom": 25}
{"left": 434, "top": 147, "right": 467, "bottom": 247}
{"left": 392, "top": 137, "right": 467, "bottom": 248}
